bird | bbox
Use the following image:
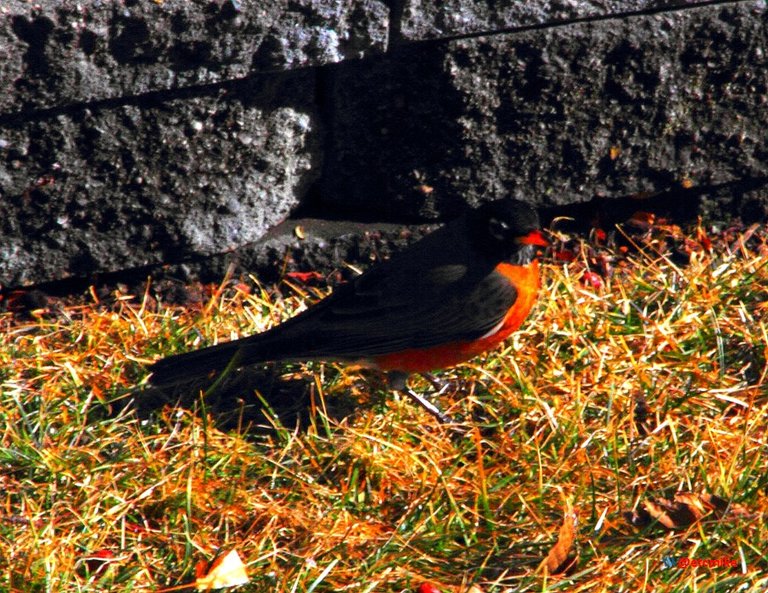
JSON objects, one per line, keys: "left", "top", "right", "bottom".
{"left": 148, "top": 199, "right": 547, "bottom": 422}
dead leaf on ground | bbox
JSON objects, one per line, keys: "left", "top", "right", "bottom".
{"left": 538, "top": 504, "right": 579, "bottom": 575}
{"left": 698, "top": 493, "right": 751, "bottom": 517}
{"left": 633, "top": 392, "right": 653, "bottom": 437}
{"left": 626, "top": 492, "right": 752, "bottom": 529}
{"left": 195, "top": 549, "right": 249, "bottom": 591}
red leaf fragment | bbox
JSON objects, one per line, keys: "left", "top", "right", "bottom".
{"left": 582, "top": 271, "right": 603, "bottom": 289}
{"left": 82, "top": 549, "right": 116, "bottom": 578}
{"left": 554, "top": 249, "right": 576, "bottom": 262}
{"left": 285, "top": 271, "right": 324, "bottom": 283}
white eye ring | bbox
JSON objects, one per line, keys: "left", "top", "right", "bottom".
{"left": 488, "top": 217, "right": 510, "bottom": 241}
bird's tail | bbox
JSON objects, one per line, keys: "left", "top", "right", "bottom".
{"left": 148, "top": 339, "right": 265, "bottom": 386}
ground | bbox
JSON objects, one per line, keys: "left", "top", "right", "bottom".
{"left": 1, "top": 218, "right": 766, "bottom": 592}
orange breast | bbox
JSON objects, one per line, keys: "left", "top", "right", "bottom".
{"left": 373, "top": 260, "right": 540, "bottom": 374}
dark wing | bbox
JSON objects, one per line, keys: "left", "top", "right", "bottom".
{"left": 264, "top": 263, "right": 518, "bottom": 359}
{"left": 150, "top": 214, "right": 525, "bottom": 383}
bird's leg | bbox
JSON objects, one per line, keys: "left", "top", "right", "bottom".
{"left": 419, "top": 372, "right": 452, "bottom": 396}
{"left": 387, "top": 371, "right": 454, "bottom": 425}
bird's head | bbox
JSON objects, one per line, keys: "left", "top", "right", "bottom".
{"left": 468, "top": 199, "right": 548, "bottom": 263}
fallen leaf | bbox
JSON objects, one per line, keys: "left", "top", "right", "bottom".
{"left": 539, "top": 505, "right": 579, "bottom": 575}
{"left": 625, "top": 506, "right": 652, "bottom": 527}
{"left": 553, "top": 249, "right": 576, "bottom": 262}
{"left": 633, "top": 393, "right": 652, "bottom": 437}
{"left": 626, "top": 211, "right": 655, "bottom": 230}
{"left": 698, "top": 493, "right": 751, "bottom": 518}
{"left": 233, "top": 282, "right": 252, "bottom": 296}
{"left": 643, "top": 497, "right": 700, "bottom": 529}
{"left": 627, "top": 492, "right": 750, "bottom": 530}
{"left": 285, "top": 271, "right": 324, "bottom": 283}
{"left": 671, "top": 492, "right": 709, "bottom": 519}
{"left": 582, "top": 271, "right": 603, "bottom": 289}
{"left": 696, "top": 225, "right": 712, "bottom": 251}
{"left": 81, "top": 549, "right": 116, "bottom": 578}
{"left": 195, "top": 549, "right": 249, "bottom": 591}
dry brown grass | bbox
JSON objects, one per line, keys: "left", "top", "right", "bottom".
{"left": 1, "top": 223, "right": 766, "bottom": 592}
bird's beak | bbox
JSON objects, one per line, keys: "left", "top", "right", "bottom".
{"left": 518, "top": 229, "right": 549, "bottom": 247}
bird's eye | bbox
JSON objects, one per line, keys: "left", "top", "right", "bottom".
{"left": 488, "top": 217, "right": 510, "bottom": 241}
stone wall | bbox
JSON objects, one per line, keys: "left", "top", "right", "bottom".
{"left": 1, "top": 0, "right": 766, "bottom": 287}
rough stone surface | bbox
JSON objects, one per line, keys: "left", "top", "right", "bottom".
{"left": 1, "top": 0, "right": 766, "bottom": 289}
{"left": 397, "top": 0, "right": 711, "bottom": 41}
{"left": 322, "top": 2, "right": 768, "bottom": 219}
{"left": 0, "top": 0, "right": 389, "bottom": 113}
{"left": 0, "top": 72, "right": 320, "bottom": 286}
{"left": 223, "top": 217, "right": 433, "bottom": 284}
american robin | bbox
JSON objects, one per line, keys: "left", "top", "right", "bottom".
{"left": 149, "top": 199, "right": 547, "bottom": 422}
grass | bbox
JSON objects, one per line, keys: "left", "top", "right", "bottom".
{"left": 1, "top": 221, "right": 767, "bottom": 592}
